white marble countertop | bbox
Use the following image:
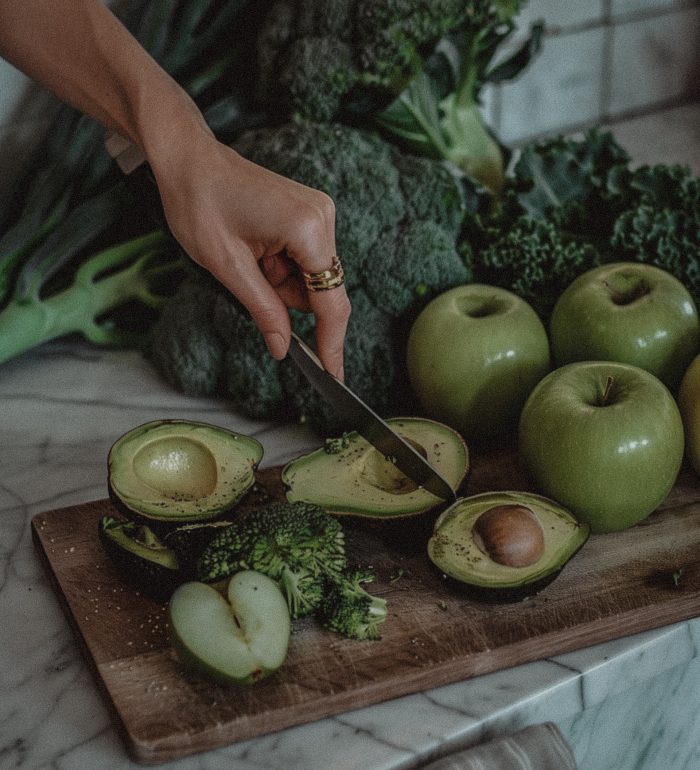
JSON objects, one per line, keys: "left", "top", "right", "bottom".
{"left": 2, "top": 341, "right": 700, "bottom": 770}
{"left": 2, "top": 105, "right": 700, "bottom": 769}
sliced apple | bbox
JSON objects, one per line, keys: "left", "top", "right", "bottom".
{"left": 168, "top": 571, "right": 291, "bottom": 685}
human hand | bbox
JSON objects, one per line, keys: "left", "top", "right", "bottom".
{"left": 148, "top": 122, "right": 351, "bottom": 380}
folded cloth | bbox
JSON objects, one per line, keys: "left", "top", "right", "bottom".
{"left": 417, "top": 722, "right": 577, "bottom": 770}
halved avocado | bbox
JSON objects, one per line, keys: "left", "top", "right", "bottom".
{"left": 98, "top": 515, "right": 181, "bottom": 602}
{"left": 281, "top": 417, "right": 469, "bottom": 522}
{"left": 428, "top": 491, "right": 589, "bottom": 601}
{"left": 108, "top": 420, "right": 263, "bottom": 534}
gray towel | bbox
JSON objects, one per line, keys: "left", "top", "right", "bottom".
{"left": 417, "top": 723, "right": 577, "bottom": 770}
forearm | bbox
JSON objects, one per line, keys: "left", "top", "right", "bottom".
{"left": 0, "top": 0, "right": 209, "bottom": 163}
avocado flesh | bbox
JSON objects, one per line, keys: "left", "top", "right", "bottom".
{"left": 282, "top": 418, "right": 468, "bottom": 518}
{"left": 108, "top": 420, "right": 263, "bottom": 525}
{"left": 428, "top": 491, "right": 589, "bottom": 597}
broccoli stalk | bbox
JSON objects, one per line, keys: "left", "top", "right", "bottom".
{"left": 317, "top": 569, "right": 388, "bottom": 641}
{"left": 0, "top": 231, "right": 183, "bottom": 364}
{"left": 374, "top": 4, "right": 543, "bottom": 195}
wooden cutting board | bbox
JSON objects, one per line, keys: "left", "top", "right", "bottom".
{"left": 32, "top": 448, "right": 700, "bottom": 765}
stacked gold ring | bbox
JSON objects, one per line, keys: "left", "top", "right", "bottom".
{"left": 302, "top": 256, "right": 345, "bottom": 292}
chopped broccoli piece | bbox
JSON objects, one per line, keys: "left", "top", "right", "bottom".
{"left": 196, "top": 501, "right": 347, "bottom": 618}
{"left": 317, "top": 568, "right": 388, "bottom": 640}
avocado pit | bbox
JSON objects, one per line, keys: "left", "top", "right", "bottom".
{"left": 472, "top": 504, "right": 545, "bottom": 567}
{"left": 133, "top": 437, "right": 218, "bottom": 499}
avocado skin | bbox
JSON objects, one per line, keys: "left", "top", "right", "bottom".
{"left": 98, "top": 516, "right": 182, "bottom": 603}
{"left": 107, "top": 485, "right": 241, "bottom": 539}
{"left": 431, "top": 558, "right": 579, "bottom": 603}
{"left": 163, "top": 520, "right": 234, "bottom": 575}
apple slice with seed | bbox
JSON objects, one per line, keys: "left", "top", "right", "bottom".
{"left": 168, "top": 571, "right": 291, "bottom": 685}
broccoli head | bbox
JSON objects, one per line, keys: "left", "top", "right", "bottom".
{"left": 279, "top": 290, "right": 397, "bottom": 433}
{"left": 151, "top": 122, "right": 470, "bottom": 432}
{"left": 254, "top": 0, "right": 471, "bottom": 121}
{"left": 196, "top": 501, "right": 347, "bottom": 618}
{"left": 317, "top": 568, "right": 388, "bottom": 640}
{"left": 148, "top": 273, "right": 224, "bottom": 396}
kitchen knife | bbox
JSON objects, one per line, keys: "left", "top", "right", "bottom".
{"left": 287, "top": 333, "right": 457, "bottom": 503}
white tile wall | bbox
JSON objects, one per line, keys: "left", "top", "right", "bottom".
{"left": 497, "top": 27, "right": 607, "bottom": 144}
{"left": 515, "top": 0, "right": 605, "bottom": 33}
{"left": 607, "top": 6, "right": 700, "bottom": 114}
{"left": 611, "top": 0, "right": 690, "bottom": 19}
{"left": 493, "top": 0, "right": 700, "bottom": 143}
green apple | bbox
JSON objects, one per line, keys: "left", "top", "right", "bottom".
{"left": 407, "top": 284, "right": 550, "bottom": 442}
{"left": 519, "top": 361, "right": 684, "bottom": 534}
{"left": 678, "top": 352, "right": 700, "bottom": 475}
{"left": 550, "top": 262, "right": 700, "bottom": 390}
{"left": 168, "top": 571, "right": 291, "bottom": 685}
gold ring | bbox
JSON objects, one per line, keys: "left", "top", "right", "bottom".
{"left": 302, "top": 256, "right": 345, "bottom": 292}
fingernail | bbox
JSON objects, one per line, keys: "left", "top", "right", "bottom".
{"left": 265, "top": 332, "right": 287, "bottom": 360}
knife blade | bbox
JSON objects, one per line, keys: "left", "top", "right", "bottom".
{"left": 287, "top": 333, "right": 457, "bottom": 503}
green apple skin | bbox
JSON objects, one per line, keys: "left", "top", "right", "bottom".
{"left": 519, "top": 361, "right": 684, "bottom": 534}
{"left": 168, "top": 571, "right": 291, "bottom": 686}
{"left": 678, "top": 352, "right": 700, "bottom": 475}
{"left": 550, "top": 262, "right": 700, "bottom": 390}
{"left": 407, "top": 284, "right": 550, "bottom": 443}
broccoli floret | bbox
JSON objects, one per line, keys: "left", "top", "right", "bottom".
{"left": 317, "top": 568, "right": 388, "bottom": 640}
{"left": 367, "top": 220, "right": 470, "bottom": 316}
{"left": 611, "top": 164, "right": 700, "bottom": 305}
{"left": 196, "top": 501, "right": 347, "bottom": 618}
{"left": 211, "top": 293, "right": 288, "bottom": 420}
{"left": 470, "top": 215, "right": 601, "bottom": 319}
{"left": 256, "top": 0, "right": 470, "bottom": 122}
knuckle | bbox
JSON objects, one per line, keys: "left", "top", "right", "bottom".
{"left": 294, "top": 192, "right": 336, "bottom": 248}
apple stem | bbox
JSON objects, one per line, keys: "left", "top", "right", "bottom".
{"left": 601, "top": 376, "right": 615, "bottom": 406}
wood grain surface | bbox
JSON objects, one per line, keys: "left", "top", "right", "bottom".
{"left": 31, "top": 448, "right": 700, "bottom": 765}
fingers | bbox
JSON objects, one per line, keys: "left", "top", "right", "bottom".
{"left": 282, "top": 190, "right": 350, "bottom": 379}
{"left": 208, "top": 249, "right": 293, "bottom": 361}
{"left": 309, "top": 286, "right": 351, "bottom": 380}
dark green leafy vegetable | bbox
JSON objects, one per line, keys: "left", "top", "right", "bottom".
{"left": 253, "top": 0, "right": 542, "bottom": 195}
{"left": 464, "top": 129, "right": 700, "bottom": 317}
{"left": 611, "top": 165, "right": 700, "bottom": 302}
